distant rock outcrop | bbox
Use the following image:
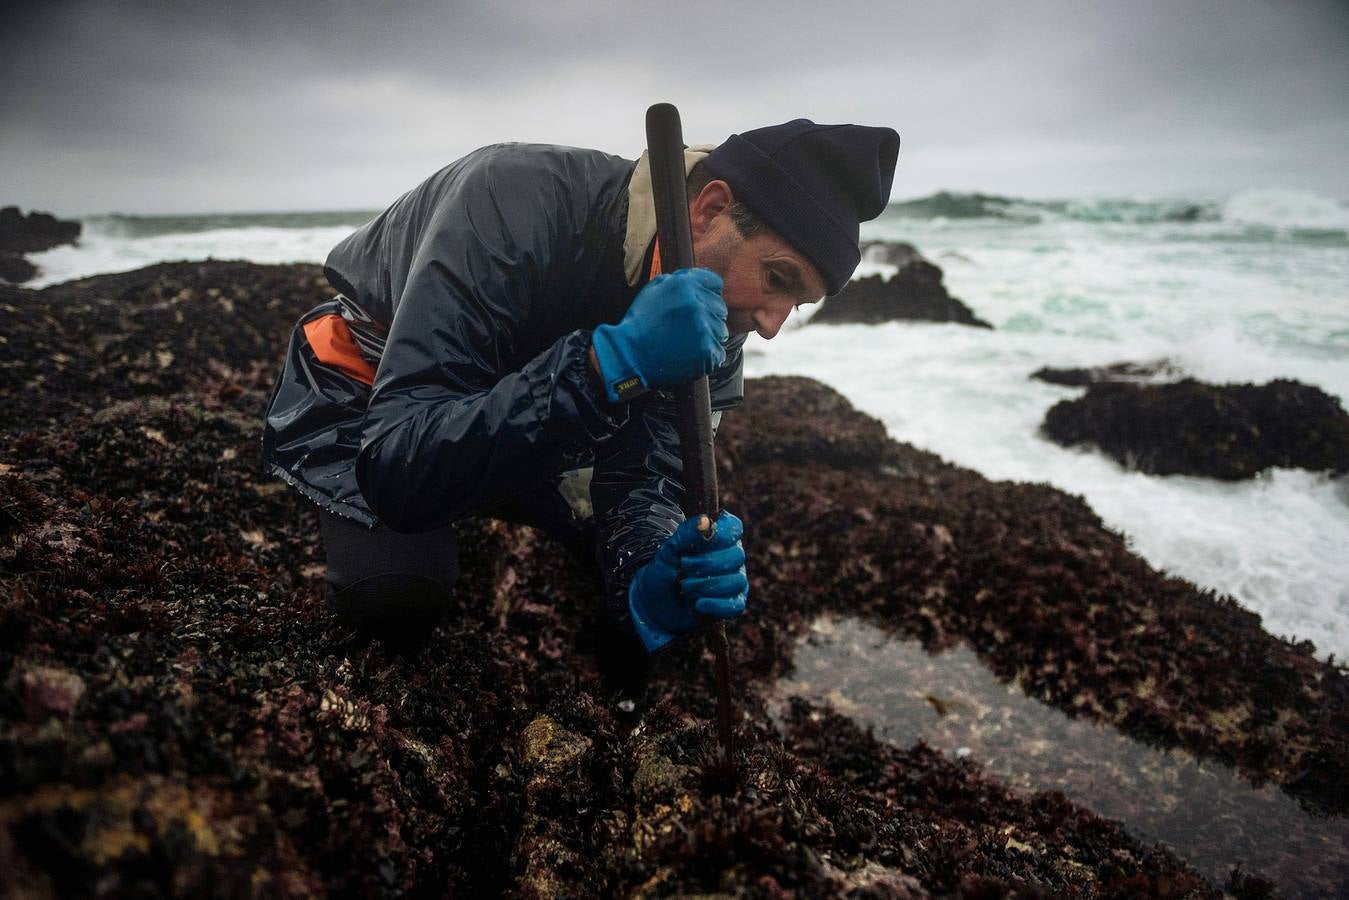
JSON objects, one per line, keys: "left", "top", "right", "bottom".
{"left": 0, "top": 206, "right": 81, "bottom": 283}
{"left": 1042, "top": 378, "right": 1349, "bottom": 479}
{"left": 811, "top": 242, "right": 992, "bottom": 329}
{"left": 1031, "top": 359, "right": 1183, "bottom": 387}
{"left": 888, "top": 191, "right": 1020, "bottom": 219}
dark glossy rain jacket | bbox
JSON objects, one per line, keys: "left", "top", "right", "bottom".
{"left": 261, "top": 142, "right": 745, "bottom": 618}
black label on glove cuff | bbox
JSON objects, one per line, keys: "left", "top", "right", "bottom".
{"left": 612, "top": 375, "right": 647, "bottom": 402}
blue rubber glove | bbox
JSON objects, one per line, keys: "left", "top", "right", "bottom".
{"left": 627, "top": 511, "right": 749, "bottom": 653}
{"left": 591, "top": 268, "right": 729, "bottom": 404}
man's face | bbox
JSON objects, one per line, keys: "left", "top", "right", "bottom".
{"left": 689, "top": 184, "right": 827, "bottom": 340}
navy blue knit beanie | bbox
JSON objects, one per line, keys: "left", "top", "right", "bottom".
{"left": 702, "top": 119, "right": 900, "bottom": 295}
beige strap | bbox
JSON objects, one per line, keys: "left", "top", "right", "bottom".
{"left": 623, "top": 143, "right": 718, "bottom": 286}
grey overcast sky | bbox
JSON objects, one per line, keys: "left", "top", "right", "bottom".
{"left": 3, "top": 0, "right": 1347, "bottom": 215}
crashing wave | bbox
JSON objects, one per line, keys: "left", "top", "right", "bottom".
{"left": 885, "top": 189, "right": 1347, "bottom": 237}
{"left": 885, "top": 191, "right": 1039, "bottom": 221}
{"left": 1221, "top": 188, "right": 1349, "bottom": 233}
{"left": 88, "top": 209, "right": 380, "bottom": 239}
{"left": 1044, "top": 198, "right": 1220, "bottom": 224}
{"left": 886, "top": 192, "right": 1219, "bottom": 224}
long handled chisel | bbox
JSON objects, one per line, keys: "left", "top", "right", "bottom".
{"left": 645, "top": 102, "right": 736, "bottom": 770}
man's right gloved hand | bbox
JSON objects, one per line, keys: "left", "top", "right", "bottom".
{"left": 627, "top": 511, "right": 748, "bottom": 653}
{"left": 590, "top": 268, "right": 728, "bottom": 404}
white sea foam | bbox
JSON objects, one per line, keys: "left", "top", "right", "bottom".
{"left": 24, "top": 222, "right": 354, "bottom": 288}
{"left": 1222, "top": 188, "right": 1349, "bottom": 232}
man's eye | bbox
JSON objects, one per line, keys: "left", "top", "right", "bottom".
{"left": 767, "top": 272, "right": 786, "bottom": 291}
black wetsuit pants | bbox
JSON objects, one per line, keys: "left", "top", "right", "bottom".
{"left": 319, "top": 472, "right": 597, "bottom": 645}
{"left": 319, "top": 509, "right": 462, "bottom": 642}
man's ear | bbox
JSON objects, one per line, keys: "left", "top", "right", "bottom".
{"left": 689, "top": 179, "right": 734, "bottom": 241}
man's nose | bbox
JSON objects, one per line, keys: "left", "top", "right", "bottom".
{"left": 754, "top": 307, "right": 790, "bottom": 340}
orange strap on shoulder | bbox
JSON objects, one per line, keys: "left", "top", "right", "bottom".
{"left": 302, "top": 314, "right": 377, "bottom": 385}
{"left": 649, "top": 239, "right": 663, "bottom": 279}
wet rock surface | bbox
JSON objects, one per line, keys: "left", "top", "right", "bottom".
{"left": 0, "top": 207, "right": 81, "bottom": 284}
{"left": 1, "top": 262, "right": 1345, "bottom": 896}
{"left": 0, "top": 254, "right": 38, "bottom": 284}
{"left": 0, "top": 260, "right": 326, "bottom": 429}
{"left": 812, "top": 244, "right": 992, "bottom": 328}
{"left": 1042, "top": 377, "right": 1349, "bottom": 479}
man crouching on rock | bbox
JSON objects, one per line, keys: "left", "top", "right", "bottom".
{"left": 261, "top": 119, "right": 899, "bottom": 698}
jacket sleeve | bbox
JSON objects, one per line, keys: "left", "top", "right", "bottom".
{"left": 590, "top": 337, "right": 745, "bottom": 628}
{"left": 354, "top": 161, "right": 629, "bottom": 533}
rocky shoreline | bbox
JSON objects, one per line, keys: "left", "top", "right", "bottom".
{"left": 0, "top": 207, "right": 81, "bottom": 284}
{"left": 2, "top": 262, "right": 1347, "bottom": 896}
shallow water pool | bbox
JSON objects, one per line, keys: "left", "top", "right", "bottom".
{"left": 770, "top": 615, "right": 1349, "bottom": 894}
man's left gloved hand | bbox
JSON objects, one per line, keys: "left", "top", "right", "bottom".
{"left": 627, "top": 510, "right": 748, "bottom": 653}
